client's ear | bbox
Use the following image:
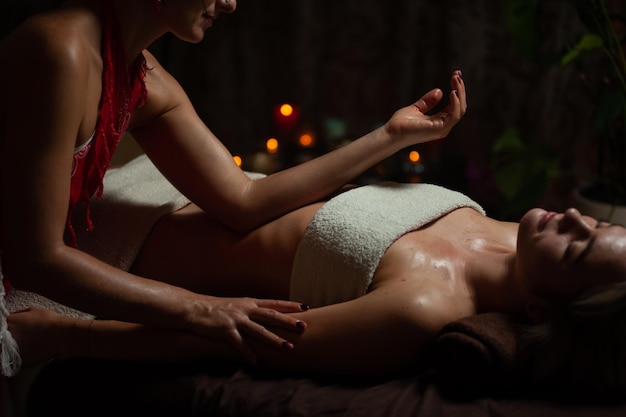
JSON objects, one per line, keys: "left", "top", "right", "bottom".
{"left": 525, "top": 297, "right": 547, "bottom": 324}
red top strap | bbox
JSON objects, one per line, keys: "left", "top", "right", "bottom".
{"left": 66, "top": 0, "right": 148, "bottom": 246}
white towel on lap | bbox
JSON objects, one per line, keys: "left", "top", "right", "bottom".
{"left": 290, "top": 183, "right": 485, "bottom": 308}
{"left": 73, "top": 154, "right": 192, "bottom": 271}
{"left": 1, "top": 154, "right": 191, "bottom": 377}
{"left": 6, "top": 155, "right": 190, "bottom": 317}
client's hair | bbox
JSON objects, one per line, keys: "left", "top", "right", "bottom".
{"left": 520, "top": 280, "right": 626, "bottom": 398}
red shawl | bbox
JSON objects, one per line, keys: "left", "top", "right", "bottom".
{"left": 66, "top": 0, "right": 148, "bottom": 246}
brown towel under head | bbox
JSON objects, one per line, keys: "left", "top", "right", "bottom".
{"left": 433, "top": 313, "right": 527, "bottom": 396}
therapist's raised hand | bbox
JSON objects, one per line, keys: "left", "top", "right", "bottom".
{"left": 385, "top": 70, "right": 467, "bottom": 149}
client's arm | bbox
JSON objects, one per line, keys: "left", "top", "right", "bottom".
{"left": 9, "top": 279, "right": 460, "bottom": 377}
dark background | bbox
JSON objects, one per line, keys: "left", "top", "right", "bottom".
{"left": 1, "top": 0, "right": 597, "bottom": 220}
{"left": 148, "top": 0, "right": 594, "bottom": 219}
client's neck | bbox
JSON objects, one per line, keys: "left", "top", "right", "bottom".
{"left": 467, "top": 252, "right": 528, "bottom": 315}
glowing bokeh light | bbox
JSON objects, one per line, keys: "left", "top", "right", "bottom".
{"left": 233, "top": 155, "right": 243, "bottom": 167}
{"left": 280, "top": 104, "right": 294, "bottom": 117}
{"left": 409, "top": 150, "right": 421, "bottom": 163}
{"left": 299, "top": 133, "right": 314, "bottom": 148}
{"left": 266, "top": 138, "right": 279, "bottom": 154}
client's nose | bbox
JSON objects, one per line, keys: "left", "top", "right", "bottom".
{"left": 560, "top": 208, "right": 592, "bottom": 235}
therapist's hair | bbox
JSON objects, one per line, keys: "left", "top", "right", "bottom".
{"left": 520, "top": 280, "right": 626, "bottom": 398}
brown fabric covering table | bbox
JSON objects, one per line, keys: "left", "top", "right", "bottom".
{"left": 25, "top": 313, "right": 626, "bottom": 417}
{"left": 26, "top": 358, "right": 626, "bottom": 417}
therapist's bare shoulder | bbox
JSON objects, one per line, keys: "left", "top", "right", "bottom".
{"left": 129, "top": 50, "right": 193, "bottom": 129}
{"left": 0, "top": 8, "right": 102, "bottom": 142}
{"left": 1, "top": 6, "right": 101, "bottom": 60}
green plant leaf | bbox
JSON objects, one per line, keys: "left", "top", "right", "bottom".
{"left": 500, "top": 170, "right": 554, "bottom": 219}
{"left": 492, "top": 129, "right": 559, "bottom": 205}
{"left": 561, "top": 33, "right": 604, "bottom": 65}
{"left": 492, "top": 128, "right": 526, "bottom": 153}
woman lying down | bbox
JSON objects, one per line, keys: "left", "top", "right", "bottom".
{"left": 7, "top": 161, "right": 626, "bottom": 395}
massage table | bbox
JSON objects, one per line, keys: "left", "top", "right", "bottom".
{"left": 16, "top": 312, "right": 626, "bottom": 417}
{"left": 4, "top": 157, "right": 626, "bottom": 416}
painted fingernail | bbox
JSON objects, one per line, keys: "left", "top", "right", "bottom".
{"left": 300, "top": 304, "right": 310, "bottom": 311}
{"left": 296, "top": 320, "right": 307, "bottom": 330}
{"left": 457, "top": 70, "right": 463, "bottom": 79}
{"left": 283, "top": 341, "right": 295, "bottom": 350}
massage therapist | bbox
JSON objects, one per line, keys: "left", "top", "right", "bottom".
{"left": 0, "top": 0, "right": 466, "bottom": 375}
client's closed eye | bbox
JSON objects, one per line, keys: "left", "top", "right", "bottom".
{"left": 564, "top": 236, "right": 596, "bottom": 263}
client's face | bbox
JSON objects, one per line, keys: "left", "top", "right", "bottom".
{"left": 516, "top": 208, "right": 626, "bottom": 299}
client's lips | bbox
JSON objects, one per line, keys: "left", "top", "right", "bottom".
{"left": 203, "top": 14, "right": 214, "bottom": 27}
{"left": 538, "top": 211, "right": 557, "bottom": 231}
